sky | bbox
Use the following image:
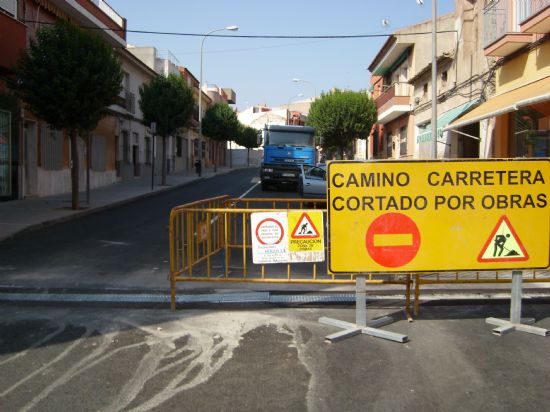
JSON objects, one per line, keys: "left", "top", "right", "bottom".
{"left": 106, "top": 0, "right": 455, "bottom": 111}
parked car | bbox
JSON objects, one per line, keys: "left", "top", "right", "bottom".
{"left": 297, "top": 163, "right": 327, "bottom": 199}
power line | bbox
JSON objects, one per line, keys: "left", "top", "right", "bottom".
{"left": 22, "top": 20, "right": 457, "bottom": 39}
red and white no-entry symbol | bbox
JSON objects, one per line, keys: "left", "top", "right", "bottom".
{"left": 365, "top": 213, "right": 421, "bottom": 268}
{"left": 255, "top": 218, "right": 285, "bottom": 245}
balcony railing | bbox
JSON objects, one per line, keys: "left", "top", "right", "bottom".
{"left": 517, "top": 0, "right": 550, "bottom": 23}
{"left": 375, "top": 82, "right": 411, "bottom": 110}
{"left": 484, "top": 0, "right": 509, "bottom": 48}
{"left": 115, "top": 89, "right": 135, "bottom": 114}
{"left": 89, "top": 0, "right": 124, "bottom": 28}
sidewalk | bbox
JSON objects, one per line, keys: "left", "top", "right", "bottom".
{"left": 0, "top": 166, "right": 233, "bottom": 242}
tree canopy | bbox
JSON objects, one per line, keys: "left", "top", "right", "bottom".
{"left": 236, "top": 125, "right": 259, "bottom": 149}
{"left": 236, "top": 125, "right": 260, "bottom": 166}
{"left": 139, "top": 74, "right": 194, "bottom": 138}
{"left": 14, "top": 19, "right": 123, "bottom": 209}
{"left": 139, "top": 74, "right": 194, "bottom": 184}
{"left": 202, "top": 102, "right": 240, "bottom": 142}
{"left": 306, "top": 89, "right": 377, "bottom": 158}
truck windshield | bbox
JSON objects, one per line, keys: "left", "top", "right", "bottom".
{"left": 267, "top": 131, "right": 314, "bottom": 147}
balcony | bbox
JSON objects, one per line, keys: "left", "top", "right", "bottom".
{"left": 375, "top": 82, "right": 411, "bottom": 124}
{"left": 519, "top": 0, "right": 550, "bottom": 33}
{"left": 0, "top": 12, "right": 26, "bottom": 76}
{"left": 483, "top": 0, "right": 534, "bottom": 57}
{"left": 115, "top": 89, "right": 135, "bottom": 114}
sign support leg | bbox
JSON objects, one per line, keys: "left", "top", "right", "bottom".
{"left": 319, "top": 274, "right": 408, "bottom": 343}
{"left": 486, "top": 270, "right": 548, "bottom": 337}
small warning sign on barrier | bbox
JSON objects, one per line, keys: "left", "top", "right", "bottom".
{"left": 251, "top": 211, "right": 325, "bottom": 264}
{"left": 288, "top": 211, "right": 324, "bottom": 262}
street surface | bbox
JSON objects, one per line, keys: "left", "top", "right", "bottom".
{"left": 1, "top": 302, "right": 550, "bottom": 411}
{"left": 0, "top": 168, "right": 283, "bottom": 292}
{"left": 2, "top": 168, "right": 550, "bottom": 411}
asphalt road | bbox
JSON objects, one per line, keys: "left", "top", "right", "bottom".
{"left": 0, "top": 167, "right": 299, "bottom": 291}
{"left": 1, "top": 301, "right": 550, "bottom": 412}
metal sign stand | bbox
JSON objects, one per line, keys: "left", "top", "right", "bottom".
{"left": 319, "top": 274, "right": 408, "bottom": 343}
{"left": 486, "top": 270, "right": 549, "bottom": 337}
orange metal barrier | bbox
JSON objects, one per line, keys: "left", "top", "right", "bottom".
{"left": 168, "top": 196, "right": 411, "bottom": 311}
{"left": 169, "top": 196, "right": 550, "bottom": 314}
{"left": 414, "top": 270, "right": 550, "bottom": 314}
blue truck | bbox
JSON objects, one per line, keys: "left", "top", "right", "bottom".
{"left": 259, "top": 124, "right": 316, "bottom": 190}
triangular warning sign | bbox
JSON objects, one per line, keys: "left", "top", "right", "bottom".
{"left": 477, "top": 215, "right": 529, "bottom": 263}
{"left": 291, "top": 212, "right": 320, "bottom": 238}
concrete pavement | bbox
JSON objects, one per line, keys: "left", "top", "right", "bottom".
{"left": 0, "top": 166, "right": 232, "bottom": 242}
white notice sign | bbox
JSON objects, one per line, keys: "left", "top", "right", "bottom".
{"left": 251, "top": 212, "right": 289, "bottom": 264}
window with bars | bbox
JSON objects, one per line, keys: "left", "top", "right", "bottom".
{"left": 399, "top": 127, "right": 408, "bottom": 156}
{"left": 41, "top": 124, "right": 63, "bottom": 170}
{"left": 91, "top": 135, "right": 106, "bottom": 171}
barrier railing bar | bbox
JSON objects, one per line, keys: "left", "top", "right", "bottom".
{"left": 287, "top": 263, "right": 291, "bottom": 280}
{"left": 243, "top": 212, "right": 247, "bottom": 278}
{"left": 187, "top": 212, "right": 193, "bottom": 277}
{"left": 207, "top": 211, "right": 212, "bottom": 278}
{"left": 224, "top": 212, "right": 229, "bottom": 278}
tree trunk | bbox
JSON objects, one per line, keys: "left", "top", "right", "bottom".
{"left": 86, "top": 133, "right": 90, "bottom": 205}
{"left": 214, "top": 140, "right": 217, "bottom": 173}
{"left": 70, "top": 129, "right": 79, "bottom": 210}
{"left": 161, "top": 135, "right": 167, "bottom": 185}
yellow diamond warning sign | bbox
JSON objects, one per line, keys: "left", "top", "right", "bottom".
{"left": 478, "top": 215, "right": 528, "bottom": 262}
{"left": 288, "top": 211, "right": 324, "bottom": 262}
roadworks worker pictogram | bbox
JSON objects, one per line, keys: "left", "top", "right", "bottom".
{"left": 478, "top": 215, "right": 529, "bottom": 262}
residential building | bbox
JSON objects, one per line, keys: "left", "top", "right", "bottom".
{"left": 368, "top": 10, "right": 457, "bottom": 160}
{"left": 128, "top": 46, "right": 237, "bottom": 172}
{"left": 447, "top": 0, "right": 550, "bottom": 159}
{"left": 0, "top": 0, "right": 160, "bottom": 201}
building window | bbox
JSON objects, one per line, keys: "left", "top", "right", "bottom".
{"left": 91, "top": 135, "right": 106, "bottom": 172}
{"left": 41, "top": 124, "right": 63, "bottom": 170}
{"left": 511, "top": 109, "right": 549, "bottom": 157}
{"left": 399, "top": 127, "right": 407, "bottom": 156}
{"left": 423, "top": 83, "right": 428, "bottom": 99}
{"left": 441, "top": 70, "right": 448, "bottom": 88}
{"left": 386, "top": 134, "right": 393, "bottom": 158}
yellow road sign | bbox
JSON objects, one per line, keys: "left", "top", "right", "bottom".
{"left": 288, "top": 210, "right": 324, "bottom": 262}
{"left": 328, "top": 159, "right": 550, "bottom": 273}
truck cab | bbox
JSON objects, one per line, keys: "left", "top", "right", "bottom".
{"left": 259, "top": 124, "right": 316, "bottom": 190}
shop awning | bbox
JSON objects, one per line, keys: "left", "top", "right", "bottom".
{"left": 444, "top": 76, "right": 550, "bottom": 131}
{"left": 416, "top": 100, "right": 479, "bottom": 143}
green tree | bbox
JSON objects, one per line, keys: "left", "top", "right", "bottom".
{"left": 236, "top": 125, "right": 260, "bottom": 166}
{"left": 307, "top": 89, "right": 377, "bottom": 159}
{"left": 13, "top": 20, "right": 122, "bottom": 210}
{"left": 139, "top": 74, "right": 193, "bottom": 185}
{"left": 202, "top": 103, "right": 239, "bottom": 170}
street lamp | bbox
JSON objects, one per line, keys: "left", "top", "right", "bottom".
{"left": 292, "top": 78, "right": 317, "bottom": 100}
{"left": 418, "top": 0, "right": 437, "bottom": 158}
{"left": 199, "top": 25, "right": 238, "bottom": 171}
{"left": 431, "top": 0, "right": 437, "bottom": 159}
